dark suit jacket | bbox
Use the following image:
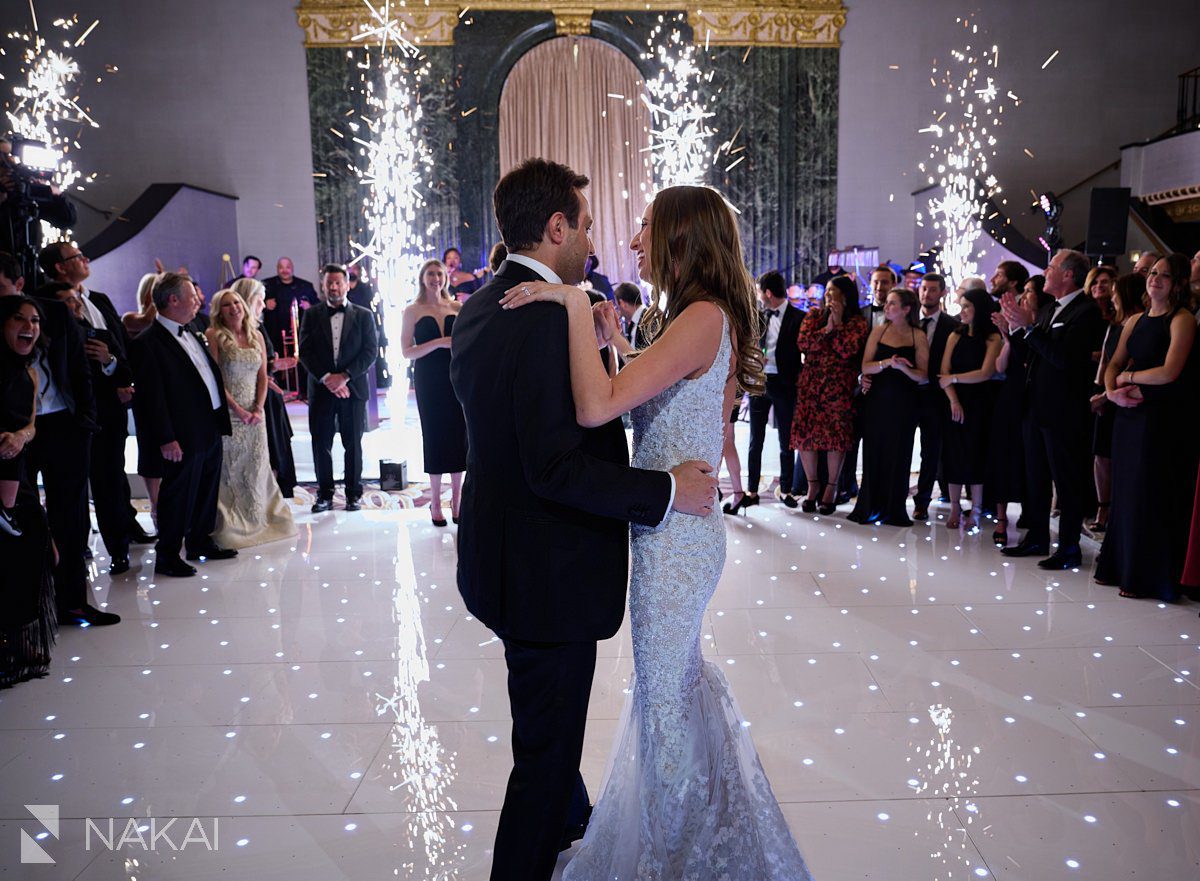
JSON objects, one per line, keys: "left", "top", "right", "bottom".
{"left": 924, "top": 311, "right": 961, "bottom": 386}
{"left": 450, "top": 259, "right": 673, "bottom": 643}
{"left": 771, "top": 303, "right": 805, "bottom": 388}
{"left": 1025, "top": 292, "right": 1107, "bottom": 428}
{"left": 82, "top": 290, "right": 133, "bottom": 435}
{"left": 30, "top": 294, "right": 97, "bottom": 432}
{"left": 129, "top": 321, "right": 232, "bottom": 451}
{"left": 298, "top": 301, "right": 378, "bottom": 401}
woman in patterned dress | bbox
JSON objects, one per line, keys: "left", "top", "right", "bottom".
{"left": 791, "top": 275, "right": 869, "bottom": 514}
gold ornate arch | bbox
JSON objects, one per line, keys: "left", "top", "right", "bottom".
{"left": 295, "top": 0, "right": 847, "bottom": 48}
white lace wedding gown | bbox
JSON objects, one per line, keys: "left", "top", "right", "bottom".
{"left": 564, "top": 314, "right": 813, "bottom": 880}
{"left": 212, "top": 339, "right": 295, "bottom": 549}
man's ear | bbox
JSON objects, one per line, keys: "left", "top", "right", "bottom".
{"left": 14, "top": 277, "right": 24, "bottom": 293}
{"left": 545, "top": 212, "right": 567, "bottom": 246}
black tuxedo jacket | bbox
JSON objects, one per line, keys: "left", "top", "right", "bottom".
{"left": 450, "top": 260, "right": 673, "bottom": 643}
{"left": 769, "top": 303, "right": 805, "bottom": 388}
{"left": 82, "top": 290, "right": 133, "bottom": 433}
{"left": 1025, "top": 293, "right": 1107, "bottom": 428}
{"left": 923, "top": 311, "right": 961, "bottom": 387}
{"left": 30, "top": 294, "right": 97, "bottom": 432}
{"left": 298, "top": 301, "right": 378, "bottom": 401}
{"left": 129, "top": 321, "right": 232, "bottom": 451}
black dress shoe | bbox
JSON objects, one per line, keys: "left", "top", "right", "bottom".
{"left": 1001, "top": 541, "right": 1049, "bottom": 558}
{"left": 62, "top": 604, "right": 121, "bottom": 626}
{"left": 186, "top": 545, "right": 238, "bottom": 561}
{"left": 1038, "top": 547, "right": 1082, "bottom": 570}
{"left": 311, "top": 498, "right": 333, "bottom": 513}
{"left": 129, "top": 525, "right": 157, "bottom": 544}
{"left": 155, "top": 557, "right": 197, "bottom": 577}
{"left": 344, "top": 497, "right": 361, "bottom": 512}
{"left": 109, "top": 556, "right": 130, "bottom": 575}
{"left": 912, "top": 505, "right": 928, "bottom": 521}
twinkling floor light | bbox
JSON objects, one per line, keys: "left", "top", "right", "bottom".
{"left": 641, "top": 16, "right": 715, "bottom": 189}
{"left": 917, "top": 16, "right": 1016, "bottom": 285}
{"left": 3, "top": 4, "right": 103, "bottom": 242}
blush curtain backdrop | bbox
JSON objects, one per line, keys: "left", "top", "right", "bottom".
{"left": 499, "top": 36, "right": 653, "bottom": 289}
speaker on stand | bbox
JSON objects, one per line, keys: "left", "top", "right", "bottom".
{"left": 1085, "top": 187, "right": 1130, "bottom": 262}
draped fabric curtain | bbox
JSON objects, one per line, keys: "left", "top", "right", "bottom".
{"left": 499, "top": 37, "right": 652, "bottom": 288}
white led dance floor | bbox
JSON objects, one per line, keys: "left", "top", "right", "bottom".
{"left": 1, "top": 498, "right": 1198, "bottom": 879}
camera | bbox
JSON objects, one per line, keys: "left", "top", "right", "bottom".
{"left": 1, "top": 133, "right": 75, "bottom": 284}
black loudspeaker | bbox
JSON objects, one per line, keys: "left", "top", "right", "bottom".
{"left": 380, "top": 459, "right": 408, "bottom": 491}
{"left": 1086, "top": 187, "right": 1130, "bottom": 256}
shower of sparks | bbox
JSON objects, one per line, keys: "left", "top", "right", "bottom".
{"left": 3, "top": 5, "right": 101, "bottom": 243}
{"left": 909, "top": 705, "right": 984, "bottom": 879}
{"left": 918, "top": 17, "right": 1016, "bottom": 284}
{"left": 640, "top": 16, "right": 714, "bottom": 190}
{"left": 347, "top": 3, "right": 434, "bottom": 391}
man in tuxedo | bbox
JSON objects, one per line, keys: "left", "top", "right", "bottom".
{"left": 298, "top": 264, "right": 377, "bottom": 513}
{"left": 839, "top": 265, "right": 894, "bottom": 502}
{"left": 912, "top": 272, "right": 960, "bottom": 520}
{"left": 747, "top": 270, "right": 805, "bottom": 507}
{"left": 450, "top": 158, "right": 717, "bottom": 881}
{"left": 1000, "top": 249, "right": 1105, "bottom": 569}
{"left": 613, "top": 281, "right": 646, "bottom": 349}
{"left": 130, "top": 273, "right": 236, "bottom": 577}
{"left": 865, "top": 266, "right": 893, "bottom": 329}
{"left": 989, "top": 260, "right": 1029, "bottom": 306}
{"left": 38, "top": 243, "right": 154, "bottom": 574}
{"left": 2, "top": 253, "right": 114, "bottom": 624}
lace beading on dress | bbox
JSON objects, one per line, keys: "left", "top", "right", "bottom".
{"left": 563, "top": 311, "right": 813, "bottom": 880}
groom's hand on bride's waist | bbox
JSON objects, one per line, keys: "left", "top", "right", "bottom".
{"left": 670, "top": 460, "right": 718, "bottom": 517}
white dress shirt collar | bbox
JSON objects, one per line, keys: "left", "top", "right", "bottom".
{"left": 156, "top": 314, "right": 187, "bottom": 336}
{"left": 1055, "top": 289, "right": 1083, "bottom": 311}
{"left": 506, "top": 253, "right": 563, "bottom": 284}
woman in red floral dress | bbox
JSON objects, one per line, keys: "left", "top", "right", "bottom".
{"left": 791, "top": 275, "right": 869, "bottom": 514}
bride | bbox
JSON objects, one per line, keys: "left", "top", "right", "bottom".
{"left": 500, "top": 185, "right": 813, "bottom": 879}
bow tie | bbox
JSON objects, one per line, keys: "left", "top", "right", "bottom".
{"left": 176, "top": 325, "right": 187, "bottom": 337}
{"left": 871, "top": 304, "right": 885, "bottom": 311}
{"left": 764, "top": 309, "right": 779, "bottom": 319}
{"left": 329, "top": 304, "right": 346, "bottom": 314}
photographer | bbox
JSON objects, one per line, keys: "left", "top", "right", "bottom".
{"left": 0, "top": 137, "right": 78, "bottom": 283}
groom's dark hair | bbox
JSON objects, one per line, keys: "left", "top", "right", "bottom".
{"left": 494, "top": 158, "right": 589, "bottom": 252}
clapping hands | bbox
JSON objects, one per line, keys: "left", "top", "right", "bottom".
{"left": 999, "top": 291, "right": 1033, "bottom": 332}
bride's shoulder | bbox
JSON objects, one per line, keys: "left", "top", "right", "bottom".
{"left": 674, "top": 300, "right": 726, "bottom": 330}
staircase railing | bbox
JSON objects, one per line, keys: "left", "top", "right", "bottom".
{"left": 1178, "top": 65, "right": 1200, "bottom": 133}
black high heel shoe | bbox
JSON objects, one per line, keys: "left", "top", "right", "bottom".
{"left": 722, "top": 493, "right": 748, "bottom": 515}
{"left": 431, "top": 510, "right": 448, "bottom": 527}
{"left": 742, "top": 493, "right": 760, "bottom": 509}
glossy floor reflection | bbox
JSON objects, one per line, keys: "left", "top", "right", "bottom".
{"left": 2, "top": 499, "right": 1199, "bottom": 880}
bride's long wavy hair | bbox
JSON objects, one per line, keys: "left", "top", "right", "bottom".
{"left": 638, "top": 186, "right": 765, "bottom": 396}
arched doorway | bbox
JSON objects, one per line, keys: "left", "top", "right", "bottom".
{"left": 499, "top": 36, "right": 652, "bottom": 287}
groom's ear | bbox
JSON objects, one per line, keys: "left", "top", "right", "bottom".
{"left": 545, "top": 211, "right": 568, "bottom": 246}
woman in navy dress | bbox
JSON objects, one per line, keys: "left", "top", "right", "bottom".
{"left": 401, "top": 259, "right": 467, "bottom": 525}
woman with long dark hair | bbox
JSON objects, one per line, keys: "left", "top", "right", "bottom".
{"left": 939, "top": 288, "right": 1002, "bottom": 530}
{"left": 849, "top": 286, "right": 928, "bottom": 525}
{"left": 400, "top": 258, "right": 467, "bottom": 525}
{"left": 791, "top": 275, "right": 869, "bottom": 514}
{"left": 1095, "top": 254, "right": 1197, "bottom": 600}
{"left": 500, "top": 184, "right": 812, "bottom": 879}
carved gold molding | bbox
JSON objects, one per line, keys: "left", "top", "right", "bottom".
{"left": 296, "top": 0, "right": 846, "bottom": 48}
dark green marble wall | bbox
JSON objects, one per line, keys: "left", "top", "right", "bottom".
{"left": 305, "top": 18, "right": 838, "bottom": 285}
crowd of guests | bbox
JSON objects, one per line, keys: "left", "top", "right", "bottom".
{"left": 0, "top": 244, "right": 383, "bottom": 687}
{"left": 717, "top": 247, "right": 1200, "bottom": 609}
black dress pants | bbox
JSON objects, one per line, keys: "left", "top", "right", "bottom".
{"left": 914, "top": 390, "right": 947, "bottom": 507}
{"left": 26, "top": 411, "right": 91, "bottom": 612}
{"left": 309, "top": 391, "right": 365, "bottom": 499}
{"left": 155, "top": 422, "right": 222, "bottom": 560}
{"left": 747, "top": 374, "right": 803, "bottom": 494}
{"left": 492, "top": 637, "right": 596, "bottom": 881}
{"left": 89, "top": 419, "right": 132, "bottom": 559}
{"left": 1022, "top": 415, "right": 1090, "bottom": 549}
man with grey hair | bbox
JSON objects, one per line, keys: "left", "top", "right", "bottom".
{"left": 956, "top": 276, "right": 987, "bottom": 295}
{"left": 999, "top": 248, "right": 1104, "bottom": 570}
{"left": 129, "top": 272, "right": 236, "bottom": 577}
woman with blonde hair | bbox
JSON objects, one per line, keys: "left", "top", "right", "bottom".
{"left": 230, "top": 277, "right": 297, "bottom": 498}
{"left": 205, "top": 288, "right": 294, "bottom": 548}
{"left": 501, "top": 185, "right": 812, "bottom": 879}
{"left": 400, "top": 258, "right": 466, "bottom": 525}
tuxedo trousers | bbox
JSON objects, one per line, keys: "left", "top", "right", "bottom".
{"left": 26, "top": 411, "right": 91, "bottom": 612}
{"left": 914, "top": 389, "right": 948, "bottom": 507}
{"left": 1022, "top": 413, "right": 1092, "bottom": 549}
{"left": 308, "top": 392, "right": 365, "bottom": 498}
{"left": 89, "top": 417, "right": 132, "bottom": 559}
{"left": 155, "top": 418, "right": 222, "bottom": 560}
{"left": 493, "top": 637, "right": 595, "bottom": 881}
{"left": 747, "top": 374, "right": 804, "bottom": 493}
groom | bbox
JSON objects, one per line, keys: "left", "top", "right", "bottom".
{"left": 451, "top": 158, "right": 717, "bottom": 881}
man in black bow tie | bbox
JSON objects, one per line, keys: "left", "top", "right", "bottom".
{"left": 130, "top": 273, "right": 236, "bottom": 577}
{"left": 866, "top": 265, "right": 894, "bottom": 329}
{"left": 299, "top": 264, "right": 378, "bottom": 512}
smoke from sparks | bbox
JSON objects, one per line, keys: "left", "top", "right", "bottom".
{"left": 918, "top": 16, "right": 1015, "bottom": 284}
{"left": 641, "top": 17, "right": 714, "bottom": 190}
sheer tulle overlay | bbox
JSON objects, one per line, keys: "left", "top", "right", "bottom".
{"left": 564, "top": 313, "right": 813, "bottom": 880}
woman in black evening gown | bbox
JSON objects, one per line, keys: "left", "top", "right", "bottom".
{"left": 1095, "top": 255, "right": 1197, "bottom": 601}
{"left": 940, "top": 289, "right": 1002, "bottom": 531}
{"left": 233, "top": 278, "right": 298, "bottom": 498}
{"left": 401, "top": 259, "right": 467, "bottom": 525}
{"left": 849, "top": 287, "right": 928, "bottom": 526}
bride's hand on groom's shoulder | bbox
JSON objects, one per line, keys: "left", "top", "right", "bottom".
{"left": 500, "top": 281, "right": 582, "bottom": 310}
